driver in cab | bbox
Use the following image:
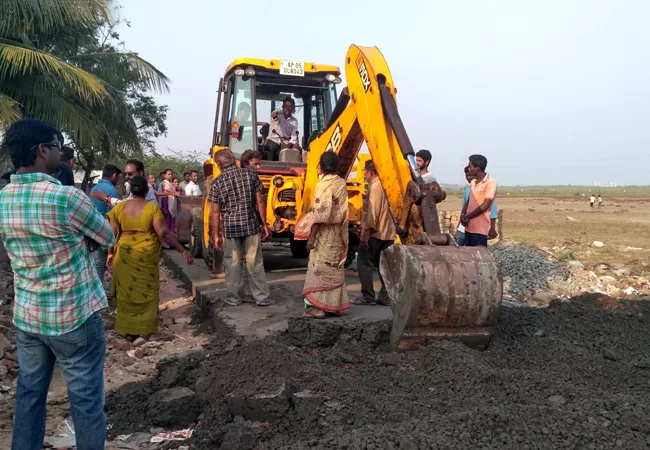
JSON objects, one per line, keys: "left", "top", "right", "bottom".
{"left": 265, "top": 96, "right": 299, "bottom": 161}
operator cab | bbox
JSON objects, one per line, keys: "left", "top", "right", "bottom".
{"left": 212, "top": 59, "right": 341, "bottom": 166}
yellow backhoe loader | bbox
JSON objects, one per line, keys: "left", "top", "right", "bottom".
{"left": 189, "top": 57, "right": 367, "bottom": 272}
{"left": 193, "top": 46, "right": 502, "bottom": 349}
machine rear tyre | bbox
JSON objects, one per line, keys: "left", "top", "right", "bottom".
{"left": 290, "top": 237, "right": 309, "bottom": 258}
{"left": 189, "top": 216, "right": 203, "bottom": 258}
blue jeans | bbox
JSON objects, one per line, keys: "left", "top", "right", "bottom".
{"left": 93, "top": 248, "right": 108, "bottom": 283}
{"left": 464, "top": 232, "right": 488, "bottom": 247}
{"left": 12, "top": 312, "right": 107, "bottom": 450}
{"left": 455, "top": 230, "right": 466, "bottom": 246}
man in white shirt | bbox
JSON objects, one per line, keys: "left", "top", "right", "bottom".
{"left": 264, "top": 96, "right": 299, "bottom": 161}
{"left": 179, "top": 172, "right": 190, "bottom": 191}
{"left": 184, "top": 170, "right": 202, "bottom": 196}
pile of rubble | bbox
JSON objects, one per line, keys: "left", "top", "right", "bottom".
{"left": 491, "top": 241, "right": 569, "bottom": 297}
{"left": 491, "top": 241, "right": 650, "bottom": 307}
{"left": 0, "top": 260, "right": 16, "bottom": 407}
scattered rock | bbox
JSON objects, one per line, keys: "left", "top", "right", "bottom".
{"left": 148, "top": 387, "right": 201, "bottom": 428}
{"left": 219, "top": 421, "right": 256, "bottom": 450}
{"left": 613, "top": 268, "right": 631, "bottom": 277}
{"left": 595, "top": 263, "right": 610, "bottom": 274}
{"left": 603, "top": 348, "right": 618, "bottom": 362}
{"left": 224, "top": 338, "right": 238, "bottom": 353}
{"left": 133, "top": 337, "right": 147, "bottom": 347}
{"left": 567, "top": 260, "right": 584, "bottom": 269}
{"left": 226, "top": 383, "right": 291, "bottom": 421}
{"left": 111, "top": 339, "right": 132, "bottom": 352}
{"left": 566, "top": 216, "right": 577, "bottom": 222}
{"left": 547, "top": 395, "right": 567, "bottom": 407}
{"left": 592, "top": 241, "right": 605, "bottom": 248}
{"left": 0, "top": 333, "right": 12, "bottom": 354}
{"left": 0, "top": 392, "right": 6, "bottom": 404}
{"left": 534, "top": 328, "right": 546, "bottom": 337}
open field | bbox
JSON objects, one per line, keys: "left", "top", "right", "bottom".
{"left": 475, "top": 193, "right": 650, "bottom": 274}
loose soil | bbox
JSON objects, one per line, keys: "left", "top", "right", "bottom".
{"left": 0, "top": 264, "right": 208, "bottom": 449}
{"left": 106, "top": 294, "right": 650, "bottom": 450}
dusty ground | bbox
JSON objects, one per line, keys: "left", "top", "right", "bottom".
{"left": 1, "top": 193, "right": 648, "bottom": 449}
{"left": 0, "top": 264, "right": 208, "bottom": 449}
{"left": 488, "top": 194, "right": 650, "bottom": 274}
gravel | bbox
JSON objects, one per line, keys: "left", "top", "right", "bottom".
{"left": 491, "top": 241, "right": 570, "bottom": 296}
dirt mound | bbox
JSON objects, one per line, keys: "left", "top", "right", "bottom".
{"left": 106, "top": 294, "right": 650, "bottom": 449}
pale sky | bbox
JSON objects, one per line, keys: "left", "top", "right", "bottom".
{"left": 119, "top": 0, "right": 649, "bottom": 186}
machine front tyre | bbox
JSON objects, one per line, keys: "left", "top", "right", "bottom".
{"left": 189, "top": 215, "right": 203, "bottom": 258}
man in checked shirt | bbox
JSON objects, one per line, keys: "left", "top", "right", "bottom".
{"left": 0, "top": 119, "right": 115, "bottom": 450}
{"left": 209, "top": 149, "right": 275, "bottom": 306}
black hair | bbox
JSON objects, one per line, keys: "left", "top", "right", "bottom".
{"left": 468, "top": 154, "right": 488, "bottom": 172}
{"left": 190, "top": 170, "right": 199, "bottom": 175}
{"left": 364, "top": 160, "right": 377, "bottom": 174}
{"left": 416, "top": 149, "right": 432, "bottom": 162}
{"left": 159, "top": 171, "right": 164, "bottom": 176}
{"left": 102, "top": 164, "right": 122, "bottom": 179}
{"left": 172, "top": 177, "right": 180, "bottom": 183}
{"left": 2, "top": 119, "right": 63, "bottom": 169}
{"left": 61, "top": 145, "right": 75, "bottom": 163}
{"left": 183, "top": 172, "right": 190, "bottom": 177}
{"left": 129, "top": 175, "right": 149, "bottom": 198}
{"left": 320, "top": 151, "right": 339, "bottom": 175}
{"left": 283, "top": 96, "right": 296, "bottom": 108}
{"left": 125, "top": 159, "right": 145, "bottom": 174}
{"left": 464, "top": 165, "right": 470, "bottom": 174}
{"left": 241, "top": 149, "right": 263, "bottom": 168}
{"left": 164, "top": 168, "right": 172, "bottom": 174}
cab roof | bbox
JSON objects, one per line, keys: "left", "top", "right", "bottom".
{"left": 225, "top": 58, "right": 341, "bottom": 76}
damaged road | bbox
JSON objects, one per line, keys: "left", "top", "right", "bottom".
{"left": 106, "top": 294, "right": 650, "bottom": 450}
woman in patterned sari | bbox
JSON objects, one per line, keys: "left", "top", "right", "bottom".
{"left": 294, "top": 152, "right": 350, "bottom": 318}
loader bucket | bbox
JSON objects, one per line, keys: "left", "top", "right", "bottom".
{"left": 379, "top": 244, "right": 503, "bottom": 351}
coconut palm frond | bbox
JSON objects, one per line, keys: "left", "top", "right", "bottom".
{"left": 73, "top": 51, "right": 171, "bottom": 94}
{"left": 0, "top": 38, "right": 109, "bottom": 104}
{"left": 0, "top": 91, "right": 22, "bottom": 131}
{"left": 0, "top": 0, "right": 112, "bottom": 37}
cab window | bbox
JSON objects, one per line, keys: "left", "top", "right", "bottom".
{"left": 224, "top": 75, "right": 255, "bottom": 158}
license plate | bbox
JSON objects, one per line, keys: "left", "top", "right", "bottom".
{"left": 280, "top": 60, "right": 304, "bottom": 77}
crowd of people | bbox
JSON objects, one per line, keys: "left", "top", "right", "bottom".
{"left": 0, "top": 116, "right": 498, "bottom": 449}
{"left": 0, "top": 119, "right": 196, "bottom": 449}
{"left": 209, "top": 147, "right": 498, "bottom": 319}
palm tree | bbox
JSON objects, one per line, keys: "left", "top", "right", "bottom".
{"left": 0, "top": 0, "right": 170, "bottom": 155}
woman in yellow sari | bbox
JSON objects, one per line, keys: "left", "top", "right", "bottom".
{"left": 106, "top": 176, "right": 193, "bottom": 338}
{"left": 294, "top": 152, "right": 350, "bottom": 318}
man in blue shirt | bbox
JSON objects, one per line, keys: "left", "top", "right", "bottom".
{"left": 90, "top": 164, "right": 122, "bottom": 282}
{"left": 55, "top": 145, "right": 76, "bottom": 186}
{"left": 456, "top": 165, "right": 498, "bottom": 246}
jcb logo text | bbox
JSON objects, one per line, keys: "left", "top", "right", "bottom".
{"left": 325, "top": 124, "right": 344, "bottom": 152}
{"left": 355, "top": 55, "right": 371, "bottom": 92}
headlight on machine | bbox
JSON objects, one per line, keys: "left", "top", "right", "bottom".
{"left": 325, "top": 73, "right": 336, "bottom": 82}
{"left": 274, "top": 177, "right": 284, "bottom": 188}
{"left": 234, "top": 68, "right": 245, "bottom": 76}
{"left": 244, "top": 67, "right": 256, "bottom": 76}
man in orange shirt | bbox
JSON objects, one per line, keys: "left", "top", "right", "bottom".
{"left": 460, "top": 154, "right": 497, "bottom": 247}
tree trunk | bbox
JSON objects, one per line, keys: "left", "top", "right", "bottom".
{"left": 80, "top": 150, "right": 94, "bottom": 193}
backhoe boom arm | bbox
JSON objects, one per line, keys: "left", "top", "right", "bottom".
{"left": 305, "top": 45, "right": 435, "bottom": 244}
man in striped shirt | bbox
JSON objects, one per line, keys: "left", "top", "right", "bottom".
{"left": 0, "top": 119, "right": 115, "bottom": 450}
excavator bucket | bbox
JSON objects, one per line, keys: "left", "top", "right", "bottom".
{"left": 379, "top": 244, "right": 503, "bottom": 351}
